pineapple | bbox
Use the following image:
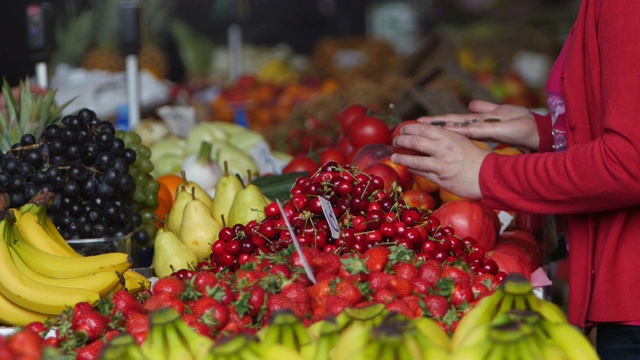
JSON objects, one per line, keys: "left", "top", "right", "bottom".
{"left": 0, "top": 78, "right": 72, "bottom": 152}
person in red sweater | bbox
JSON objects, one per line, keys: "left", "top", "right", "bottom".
{"left": 391, "top": 0, "right": 640, "bottom": 358}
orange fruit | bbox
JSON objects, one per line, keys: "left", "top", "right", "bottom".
{"left": 157, "top": 174, "right": 183, "bottom": 204}
{"left": 413, "top": 173, "right": 439, "bottom": 194}
{"left": 439, "top": 187, "right": 467, "bottom": 204}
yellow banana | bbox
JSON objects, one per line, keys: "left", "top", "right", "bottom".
{"left": 17, "top": 210, "right": 80, "bottom": 257}
{"left": 0, "top": 221, "right": 101, "bottom": 315}
{"left": 10, "top": 246, "right": 123, "bottom": 297}
{"left": 330, "top": 322, "right": 371, "bottom": 360}
{"left": 9, "top": 228, "right": 132, "bottom": 279}
{"left": 525, "top": 292, "right": 568, "bottom": 324}
{"left": 139, "top": 317, "right": 168, "bottom": 360}
{"left": 171, "top": 312, "right": 214, "bottom": 360}
{"left": 163, "top": 320, "right": 194, "bottom": 360}
{"left": 517, "top": 333, "right": 543, "bottom": 360}
{"left": 540, "top": 320, "right": 599, "bottom": 360}
{"left": 98, "top": 333, "right": 147, "bottom": 360}
{"left": 0, "top": 290, "right": 54, "bottom": 326}
{"left": 123, "top": 269, "right": 151, "bottom": 293}
{"left": 484, "top": 341, "right": 509, "bottom": 360}
{"left": 450, "top": 287, "right": 505, "bottom": 349}
{"left": 40, "top": 208, "right": 82, "bottom": 257}
{"left": 449, "top": 338, "right": 493, "bottom": 360}
{"left": 413, "top": 316, "right": 451, "bottom": 351}
{"left": 421, "top": 344, "right": 451, "bottom": 360}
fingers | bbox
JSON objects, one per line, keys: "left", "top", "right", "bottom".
{"left": 467, "top": 100, "right": 500, "bottom": 113}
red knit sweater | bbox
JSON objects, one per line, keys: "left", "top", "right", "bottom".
{"left": 479, "top": 0, "right": 640, "bottom": 328}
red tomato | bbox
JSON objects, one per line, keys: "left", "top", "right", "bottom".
{"left": 318, "top": 146, "right": 347, "bottom": 165}
{"left": 498, "top": 229, "right": 542, "bottom": 271}
{"left": 347, "top": 116, "right": 392, "bottom": 148}
{"left": 338, "top": 104, "right": 367, "bottom": 132}
{"left": 431, "top": 200, "right": 500, "bottom": 251}
{"left": 282, "top": 155, "right": 319, "bottom": 174}
{"left": 391, "top": 120, "right": 422, "bottom": 155}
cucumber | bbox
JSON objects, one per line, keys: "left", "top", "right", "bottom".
{"left": 252, "top": 172, "right": 308, "bottom": 202}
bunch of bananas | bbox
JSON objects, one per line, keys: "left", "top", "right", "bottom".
{"left": 100, "top": 307, "right": 214, "bottom": 360}
{"left": 450, "top": 273, "right": 599, "bottom": 360}
{"left": 0, "top": 195, "right": 149, "bottom": 327}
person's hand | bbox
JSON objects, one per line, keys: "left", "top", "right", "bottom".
{"left": 391, "top": 122, "right": 489, "bottom": 200}
{"left": 418, "top": 100, "right": 539, "bottom": 151}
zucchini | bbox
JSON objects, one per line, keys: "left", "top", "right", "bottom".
{"left": 252, "top": 171, "right": 308, "bottom": 202}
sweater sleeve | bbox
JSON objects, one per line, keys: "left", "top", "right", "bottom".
{"left": 534, "top": 112, "right": 554, "bottom": 153}
{"left": 479, "top": 1, "right": 640, "bottom": 215}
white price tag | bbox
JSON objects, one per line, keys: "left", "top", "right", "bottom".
{"left": 318, "top": 197, "right": 340, "bottom": 239}
{"left": 497, "top": 211, "right": 515, "bottom": 234}
{"left": 248, "top": 141, "right": 284, "bottom": 175}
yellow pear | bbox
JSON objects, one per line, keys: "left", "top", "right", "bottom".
{"left": 227, "top": 170, "right": 269, "bottom": 227}
{"left": 179, "top": 195, "right": 221, "bottom": 262}
{"left": 166, "top": 185, "right": 192, "bottom": 235}
{"left": 153, "top": 225, "right": 197, "bottom": 278}
{"left": 211, "top": 161, "right": 243, "bottom": 227}
{"left": 181, "top": 179, "right": 214, "bottom": 211}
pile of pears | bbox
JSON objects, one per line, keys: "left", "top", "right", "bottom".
{"left": 153, "top": 162, "right": 271, "bottom": 277}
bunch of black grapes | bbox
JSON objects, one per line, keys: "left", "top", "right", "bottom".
{"left": 0, "top": 108, "right": 158, "bottom": 247}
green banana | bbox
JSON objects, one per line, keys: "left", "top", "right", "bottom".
{"left": 98, "top": 333, "right": 147, "bottom": 360}
{"left": 172, "top": 312, "right": 214, "bottom": 360}
{"left": 335, "top": 303, "right": 388, "bottom": 329}
{"left": 163, "top": 321, "right": 194, "bottom": 360}
{"left": 525, "top": 291, "right": 568, "bottom": 323}
{"left": 260, "top": 310, "right": 310, "bottom": 353}
{"left": 330, "top": 322, "right": 372, "bottom": 360}
{"left": 502, "top": 273, "right": 534, "bottom": 295}
{"left": 449, "top": 339, "right": 493, "bottom": 360}
{"left": 413, "top": 316, "right": 451, "bottom": 351}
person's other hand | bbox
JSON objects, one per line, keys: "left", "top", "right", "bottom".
{"left": 391, "top": 122, "right": 489, "bottom": 200}
{"left": 418, "top": 100, "right": 539, "bottom": 151}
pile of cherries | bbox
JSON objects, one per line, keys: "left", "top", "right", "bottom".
{"left": 207, "top": 161, "right": 498, "bottom": 276}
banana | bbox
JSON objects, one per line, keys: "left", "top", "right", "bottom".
{"left": 9, "top": 246, "right": 124, "bottom": 297}
{"left": 449, "top": 339, "right": 493, "bottom": 360}
{"left": 0, "top": 290, "right": 53, "bottom": 326}
{"left": 17, "top": 210, "right": 79, "bottom": 257}
{"left": 421, "top": 344, "right": 451, "bottom": 360}
{"left": 261, "top": 310, "right": 310, "bottom": 352}
{"left": 171, "top": 310, "right": 214, "bottom": 360}
{"left": 450, "top": 286, "right": 505, "bottom": 349}
{"left": 163, "top": 320, "right": 193, "bottom": 360}
{"left": 99, "top": 333, "right": 147, "bottom": 360}
{"left": 336, "top": 303, "right": 388, "bottom": 329}
{"left": 259, "top": 343, "right": 304, "bottom": 360}
{"left": 502, "top": 273, "right": 534, "bottom": 296}
{"left": 210, "top": 334, "right": 258, "bottom": 360}
{"left": 303, "top": 318, "right": 340, "bottom": 360}
{"left": 330, "top": 322, "right": 372, "bottom": 360}
{"left": 39, "top": 207, "right": 82, "bottom": 257}
{"left": 9, "top": 228, "right": 132, "bottom": 279}
{"left": 453, "top": 321, "right": 491, "bottom": 350}
{"left": 484, "top": 341, "right": 509, "bottom": 360}
{"left": 539, "top": 319, "right": 599, "bottom": 360}
{"left": 139, "top": 316, "right": 168, "bottom": 360}
{"left": 0, "top": 220, "right": 102, "bottom": 315}
{"left": 123, "top": 269, "right": 151, "bottom": 293}
{"left": 525, "top": 292, "right": 568, "bottom": 324}
{"left": 517, "top": 333, "right": 543, "bottom": 360}
{"left": 413, "top": 316, "right": 451, "bottom": 351}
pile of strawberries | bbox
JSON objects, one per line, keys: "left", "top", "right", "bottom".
{"left": 16, "top": 241, "right": 501, "bottom": 358}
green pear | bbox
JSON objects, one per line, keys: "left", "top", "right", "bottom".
{"left": 227, "top": 171, "right": 269, "bottom": 227}
{"left": 153, "top": 226, "right": 197, "bottom": 278}
{"left": 211, "top": 161, "right": 243, "bottom": 227}
{"left": 166, "top": 185, "right": 192, "bottom": 234}
{"left": 210, "top": 139, "right": 259, "bottom": 179}
{"left": 179, "top": 196, "right": 222, "bottom": 261}
{"left": 178, "top": 170, "right": 214, "bottom": 210}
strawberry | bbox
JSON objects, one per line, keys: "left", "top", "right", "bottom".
{"left": 73, "top": 301, "right": 95, "bottom": 314}
{"left": 338, "top": 256, "right": 369, "bottom": 282}
{"left": 71, "top": 310, "right": 109, "bottom": 342}
{"left": 75, "top": 338, "right": 105, "bottom": 360}
{"left": 363, "top": 246, "right": 390, "bottom": 272}
{"left": 418, "top": 259, "right": 442, "bottom": 283}
{"left": 323, "top": 294, "right": 352, "bottom": 316}
{"left": 190, "top": 296, "right": 230, "bottom": 332}
{"left": 471, "top": 282, "right": 491, "bottom": 300}
{"left": 312, "top": 252, "right": 341, "bottom": 275}
{"left": 391, "top": 262, "right": 419, "bottom": 281}
{"left": 182, "top": 313, "right": 212, "bottom": 337}
{"left": 191, "top": 297, "right": 217, "bottom": 317}
{"left": 472, "top": 273, "right": 500, "bottom": 290}
{"left": 125, "top": 312, "right": 148, "bottom": 345}
{"left": 153, "top": 276, "right": 186, "bottom": 296}
{"left": 281, "top": 282, "right": 311, "bottom": 315}
{"left": 192, "top": 271, "right": 219, "bottom": 294}
{"left": 7, "top": 328, "right": 42, "bottom": 359}
{"left": 402, "top": 295, "right": 424, "bottom": 318}
{"left": 423, "top": 294, "right": 450, "bottom": 319}
{"left": 388, "top": 275, "right": 413, "bottom": 299}
{"left": 206, "top": 282, "right": 236, "bottom": 306}
{"left": 306, "top": 278, "right": 332, "bottom": 310}
{"left": 412, "top": 278, "right": 434, "bottom": 296}
{"left": 372, "top": 288, "right": 395, "bottom": 304}
{"left": 291, "top": 247, "right": 322, "bottom": 269}
{"left": 441, "top": 262, "right": 471, "bottom": 283}
{"left": 266, "top": 294, "right": 296, "bottom": 317}
{"left": 247, "top": 286, "right": 267, "bottom": 318}
{"left": 450, "top": 282, "right": 474, "bottom": 307}
{"left": 335, "top": 280, "right": 362, "bottom": 306}
{"left": 269, "top": 263, "right": 293, "bottom": 279}
{"left": 142, "top": 292, "right": 185, "bottom": 314}
{"left": 24, "top": 321, "right": 47, "bottom": 336}
{"left": 367, "top": 272, "right": 392, "bottom": 291}
{"left": 111, "top": 289, "right": 144, "bottom": 316}
{"left": 385, "top": 299, "right": 414, "bottom": 319}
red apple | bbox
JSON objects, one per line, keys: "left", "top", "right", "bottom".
{"left": 350, "top": 143, "right": 393, "bottom": 171}
{"left": 362, "top": 162, "right": 402, "bottom": 192}
{"left": 391, "top": 120, "right": 422, "bottom": 156}
{"left": 378, "top": 155, "right": 413, "bottom": 190}
{"left": 402, "top": 188, "right": 436, "bottom": 211}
